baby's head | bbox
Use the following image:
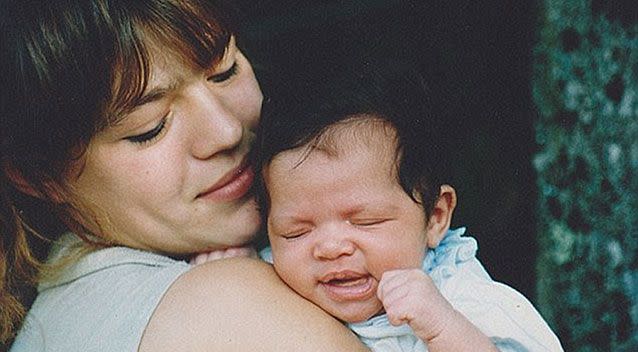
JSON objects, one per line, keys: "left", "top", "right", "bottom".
{"left": 256, "top": 59, "right": 456, "bottom": 323}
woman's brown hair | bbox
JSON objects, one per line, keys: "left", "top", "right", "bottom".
{"left": 0, "top": 0, "right": 237, "bottom": 343}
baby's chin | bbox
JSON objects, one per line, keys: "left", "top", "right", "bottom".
{"left": 329, "top": 304, "right": 385, "bottom": 324}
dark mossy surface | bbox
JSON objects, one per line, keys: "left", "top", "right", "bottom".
{"left": 533, "top": 1, "right": 638, "bottom": 350}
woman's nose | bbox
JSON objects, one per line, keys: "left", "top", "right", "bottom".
{"left": 312, "top": 228, "right": 356, "bottom": 261}
{"left": 189, "top": 87, "right": 243, "bottom": 159}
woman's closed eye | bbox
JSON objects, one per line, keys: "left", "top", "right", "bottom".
{"left": 208, "top": 61, "right": 238, "bottom": 83}
{"left": 124, "top": 115, "right": 168, "bottom": 145}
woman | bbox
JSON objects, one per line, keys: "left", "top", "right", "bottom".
{"left": 0, "top": 0, "right": 368, "bottom": 350}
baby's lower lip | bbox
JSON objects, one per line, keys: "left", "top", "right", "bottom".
{"left": 320, "top": 275, "right": 375, "bottom": 302}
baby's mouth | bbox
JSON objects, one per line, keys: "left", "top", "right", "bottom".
{"left": 324, "top": 276, "right": 369, "bottom": 287}
{"left": 319, "top": 271, "right": 375, "bottom": 301}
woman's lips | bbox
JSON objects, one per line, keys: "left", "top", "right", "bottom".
{"left": 319, "top": 272, "right": 376, "bottom": 302}
{"left": 197, "top": 163, "right": 254, "bottom": 202}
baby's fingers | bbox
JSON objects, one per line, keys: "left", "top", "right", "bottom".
{"left": 222, "top": 246, "right": 257, "bottom": 259}
{"left": 387, "top": 310, "right": 413, "bottom": 327}
{"left": 377, "top": 269, "right": 420, "bottom": 301}
{"left": 381, "top": 286, "right": 416, "bottom": 326}
{"left": 190, "top": 252, "right": 208, "bottom": 265}
{"left": 190, "top": 250, "right": 224, "bottom": 265}
{"left": 190, "top": 246, "right": 256, "bottom": 265}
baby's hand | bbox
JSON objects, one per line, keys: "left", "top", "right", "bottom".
{"left": 377, "top": 269, "right": 456, "bottom": 342}
{"left": 190, "top": 246, "right": 257, "bottom": 265}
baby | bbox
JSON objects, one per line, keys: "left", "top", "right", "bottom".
{"left": 192, "top": 59, "right": 563, "bottom": 351}
{"left": 253, "top": 60, "right": 564, "bottom": 351}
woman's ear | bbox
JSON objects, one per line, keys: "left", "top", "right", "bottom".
{"left": 425, "top": 185, "right": 457, "bottom": 248}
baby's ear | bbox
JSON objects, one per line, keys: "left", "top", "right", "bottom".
{"left": 425, "top": 185, "right": 457, "bottom": 248}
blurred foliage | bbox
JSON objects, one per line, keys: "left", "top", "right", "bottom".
{"left": 533, "top": 0, "right": 638, "bottom": 350}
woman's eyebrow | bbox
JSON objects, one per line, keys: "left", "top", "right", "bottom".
{"left": 131, "top": 81, "right": 178, "bottom": 110}
{"left": 112, "top": 81, "right": 178, "bottom": 126}
{"left": 134, "top": 87, "right": 169, "bottom": 108}
{"left": 123, "top": 77, "right": 179, "bottom": 112}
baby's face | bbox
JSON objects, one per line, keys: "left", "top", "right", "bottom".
{"left": 265, "top": 120, "right": 428, "bottom": 323}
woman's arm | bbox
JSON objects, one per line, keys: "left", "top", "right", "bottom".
{"left": 139, "top": 257, "right": 368, "bottom": 351}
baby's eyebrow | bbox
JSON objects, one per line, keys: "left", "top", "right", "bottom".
{"left": 268, "top": 215, "right": 305, "bottom": 229}
{"left": 267, "top": 219, "right": 314, "bottom": 238}
{"left": 342, "top": 203, "right": 399, "bottom": 217}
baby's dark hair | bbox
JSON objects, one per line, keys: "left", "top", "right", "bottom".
{"left": 255, "top": 56, "right": 447, "bottom": 222}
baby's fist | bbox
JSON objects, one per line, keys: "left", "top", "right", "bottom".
{"left": 377, "top": 269, "right": 455, "bottom": 342}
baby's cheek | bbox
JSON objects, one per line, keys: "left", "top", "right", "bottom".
{"left": 275, "top": 260, "right": 312, "bottom": 296}
{"left": 370, "top": 254, "right": 422, "bottom": 279}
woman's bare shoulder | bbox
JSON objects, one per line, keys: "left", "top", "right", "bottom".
{"left": 139, "top": 257, "right": 368, "bottom": 352}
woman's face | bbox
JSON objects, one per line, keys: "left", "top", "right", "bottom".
{"left": 68, "top": 38, "right": 262, "bottom": 254}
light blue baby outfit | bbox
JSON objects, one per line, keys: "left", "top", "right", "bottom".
{"left": 10, "top": 234, "right": 191, "bottom": 352}
{"left": 262, "top": 228, "right": 563, "bottom": 352}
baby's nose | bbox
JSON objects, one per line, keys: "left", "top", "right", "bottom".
{"left": 312, "top": 231, "right": 356, "bottom": 261}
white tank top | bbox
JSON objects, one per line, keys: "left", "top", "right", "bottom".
{"left": 11, "top": 234, "right": 191, "bottom": 352}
